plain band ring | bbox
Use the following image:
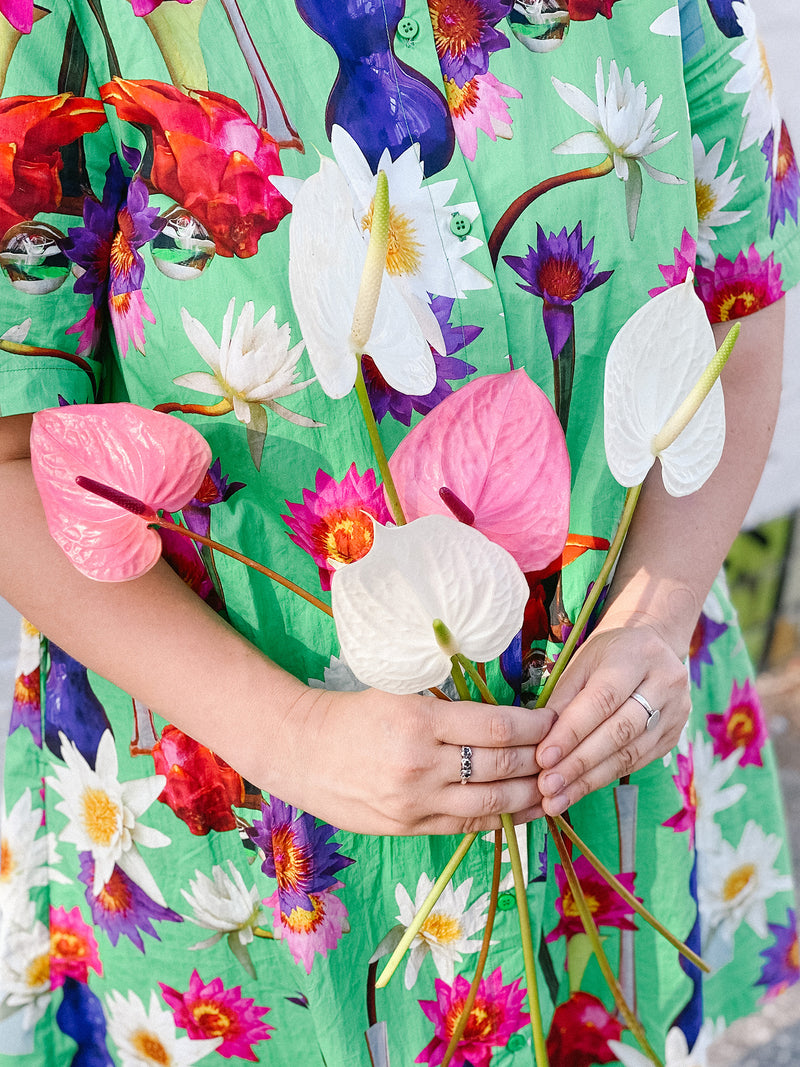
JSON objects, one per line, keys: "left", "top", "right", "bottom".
{"left": 460, "top": 745, "right": 473, "bottom": 784}
{"left": 630, "top": 691, "right": 661, "bottom": 732}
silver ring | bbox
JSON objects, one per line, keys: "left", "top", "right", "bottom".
{"left": 630, "top": 691, "right": 661, "bottom": 732}
{"left": 460, "top": 745, "right": 473, "bottom": 784}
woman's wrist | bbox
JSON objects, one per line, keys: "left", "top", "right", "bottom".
{"left": 597, "top": 575, "right": 702, "bottom": 662}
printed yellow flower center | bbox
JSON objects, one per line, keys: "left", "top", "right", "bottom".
{"left": 283, "top": 895, "right": 326, "bottom": 934}
{"left": 722, "top": 862, "right": 756, "bottom": 902}
{"left": 429, "top": 0, "right": 484, "bottom": 57}
{"left": 362, "top": 203, "right": 423, "bottom": 277}
{"left": 13, "top": 672, "right": 38, "bottom": 706}
{"left": 271, "top": 825, "right": 311, "bottom": 893}
{"left": 110, "top": 291, "right": 133, "bottom": 316}
{"left": 688, "top": 776, "right": 697, "bottom": 811}
{"left": 727, "top": 707, "right": 756, "bottom": 747}
{"left": 716, "top": 288, "right": 758, "bottom": 321}
{"left": 694, "top": 178, "right": 716, "bottom": 223}
{"left": 0, "top": 839, "right": 14, "bottom": 882}
{"left": 444, "top": 75, "right": 479, "bottom": 119}
{"left": 51, "top": 929, "right": 88, "bottom": 962}
{"left": 97, "top": 868, "right": 133, "bottom": 914}
{"left": 788, "top": 935, "right": 799, "bottom": 971}
{"left": 25, "top": 952, "right": 50, "bottom": 989}
{"left": 538, "top": 256, "right": 583, "bottom": 302}
{"left": 22, "top": 618, "right": 39, "bottom": 639}
{"left": 319, "top": 508, "right": 375, "bottom": 566}
{"left": 777, "top": 126, "right": 794, "bottom": 180}
{"left": 131, "top": 1030, "right": 171, "bottom": 1066}
{"left": 446, "top": 997, "right": 499, "bottom": 1043}
{"left": 110, "top": 220, "right": 136, "bottom": 277}
{"left": 562, "top": 889, "right": 599, "bottom": 917}
{"left": 759, "top": 39, "right": 774, "bottom": 96}
{"left": 80, "top": 787, "right": 120, "bottom": 847}
{"left": 192, "top": 1001, "right": 233, "bottom": 1038}
{"left": 421, "top": 912, "right": 463, "bottom": 945}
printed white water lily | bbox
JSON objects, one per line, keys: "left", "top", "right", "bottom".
{"left": 609, "top": 1018, "right": 726, "bottom": 1067}
{"left": 277, "top": 154, "right": 437, "bottom": 400}
{"left": 1, "top": 318, "right": 32, "bottom": 343}
{"left": 0, "top": 913, "right": 51, "bottom": 1030}
{"left": 182, "top": 861, "right": 263, "bottom": 976}
{"left": 331, "top": 514, "right": 528, "bottom": 694}
{"left": 690, "top": 733, "right": 746, "bottom": 847}
{"left": 552, "top": 57, "right": 684, "bottom": 235}
{"left": 698, "top": 820, "right": 792, "bottom": 970}
{"left": 175, "top": 298, "right": 319, "bottom": 434}
{"left": 604, "top": 274, "right": 725, "bottom": 496}
{"left": 0, "top": 789, "right": 70, "bottom": 916}
{"left": 308, "top": 655, "right": 369, "bottom": 693}
{"left": 693, "top": 136, "right": 749, "bottom": 263}
{"left": 14, "top": 618, "right": 40, "bottom": 678}
{"left": 725, "top": 0, "right": 781, "bottom": 165}
{"left": 395, "top": 873, "right": 491, "bottom": 989}
{"left": 106, "top": 989, "right": 220, "bottom": 1067}
{"left": 46, "top": 731, "right": 169, "bottom": 905}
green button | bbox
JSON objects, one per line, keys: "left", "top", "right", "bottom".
{"left": 497, "top": 892, "right": 516, "bottom": 911}
{"left": 449, "top": 212, "right": 472, "bottom": 239}
{"left": 508, "top": 1033, "right": 527, "bottom": 1052}
{"left": 397, "top": 16, "right": 419, "bottom": 40}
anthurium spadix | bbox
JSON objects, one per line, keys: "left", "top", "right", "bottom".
{"left": 604, "top": 274, "right": 730, "bottom": 497}
{"left": 30, "top": 404, "right": 211, "bottom": 581}
{"left": 389, "top": 370, "right": 570, "bottom": 573}
{"left": 283, "top": 155, "right": 437, "bottom": 400}
{"left": 331, "top": 514, "right": 529, "bottom": 695}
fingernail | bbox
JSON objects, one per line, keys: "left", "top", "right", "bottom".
{"left": 538, "top": 746, "right": 561, "bottom": 769}
{"left": 540, "top": 772, "right": 565, "bottom": 795}
{"left": 547, "top": 793, "right": 569, "bottom": 816}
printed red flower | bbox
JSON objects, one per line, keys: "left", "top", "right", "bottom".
{"left": 152, "top": 724, "right": 243, "bottom": 835}
{"left": 49, "top": 905, "right": 103, "bottom": 988}
{"left": 0, "top": 93, "right": 107, "bottom": 236}
{"left": 694, "top": 244, "right": 784, "bottom": 323}
{"left": 0, "top": 0, "right": 34, "bottom": 33}
{"left": 160, "top": 969, "right": 274, "bottom": 1060}
{"left": 568, "top": 0, "right": 621, "bottom": 19}
{"left": 663, "top": 745, "right": 697, "bottom": 848}
{"left": 546, "top": 853, "right": 638, "bottom": 944}
{"left": 100, "top": 78, "right": 290, "bottom": 258}
{"left": 546, "top": 992, "right": 623, "bottom": 1067}
{"left": 707, "top": 677, "right": 768, "bottom": 767}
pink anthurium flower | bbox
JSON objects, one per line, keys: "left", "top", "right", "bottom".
{"left": 603, "top": 274, "right": 728, "bottom": 497}
{"left": 388, "top": 369, "right": 570, "bottom": 573}
{"left": 331, "top": 514, "right": 528, "bottom": 694}
{"left": 30, "top": 403, "right": 211, "bottom": 582}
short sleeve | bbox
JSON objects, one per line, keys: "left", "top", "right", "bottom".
{"left": 681, "top": 0, "right": 800, "bottom": 321}
{"left": 0, "top": 0, "right": 117, "bottom": 417}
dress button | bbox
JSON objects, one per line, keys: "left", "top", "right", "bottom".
{"left": 396, "top": 16, "right": 419, "bottom": 40}
{"left": 449, "top": 212, "right": 472, "bottom": 238}
{"left": 507, "top": 1034, "right": 527, "bottom": 1052}
{"left": 497, "top": 891, "right": 516, "bottom": 911}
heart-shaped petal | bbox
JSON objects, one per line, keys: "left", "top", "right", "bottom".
{"left": 604, "top": 276, "right": 725, "bottom": 496}
{"left": 331, "top": 514, "right": 529, "bottom": 694}
{"left": 31, "top": 403, "right": 212, "bottom": 581}
{"left": 389, "top": 370, "right": 570, "bottom": 572}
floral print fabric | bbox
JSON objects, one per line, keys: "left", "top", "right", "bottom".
{"left": 1, "top": 1, "right": 799, "bottom": 1065}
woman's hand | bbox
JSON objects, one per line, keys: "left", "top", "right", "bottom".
{"left": 266, "top": 685, "right": 555, "bottom": 836}
{"left": 535, "top": 618, "right": 691, "bottom": 816}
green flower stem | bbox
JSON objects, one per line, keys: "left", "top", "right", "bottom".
{"left": 536, "top": 484, "right": 642, "bottom": 709}
{"left": 0, "top": 339, "right": 94, "bottom": 377}
{"left": 448, "top": 654, "right": 472, "bottom": 702}
{"left": 547, "top": 817, "right": 663, "bottom": 1067}
{"left": 354, "top": 361, "right": 406, "bottom": 525}
{"left": 456, "top": 654, "right": 498, "bottom": 705}
{"left": 441, "top": 832, "right": 503, "bottom": 1067}
{"left": 501, "top": 812, "right": 549, "bottom": 1067}
{"left": 553, "top": 814, "right": 709, "bottom": 973}
{"left": 150, "top": 517, "right": 333, "bottom": 617}
{"left": 652, "top": 322, "right": 738, "bottom": 455}
{"left": 488, "top": 156, "right": 614, "bottom": 265}
{"left": 375, "top": 832, "right": 479, "bottom": 989}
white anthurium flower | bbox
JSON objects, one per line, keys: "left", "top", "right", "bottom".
{"left": 182, "top": 861, "right": 263, "bottom": 977}
{"left": 330, "top": 125, "right": 490, "bottom": 306}
{"left": 698, "top": 820, "right": 792, "bottom": 970}
{"left": 552, "top": 58, "right": 685, "bottom": 237}
{"left": 46, "top": 731, "right": 170, "bottom": 906}
{"left": 609, "top": 1018, "right": 726, "bottom": 1067}
{"left": 693, "top": 136, "right": 749, "bottom": 263}
{"left": 0, "top": 789, "right": 70, "bottom": 915}
{"left": 175, "top": 298, "right": 320, "bottom": 435}
{"left": 395, "top": 873, "right": 491, "bottom": 989}
{"left": 331, "top": 514, "right": 528, "bottom": 695}
{"left": 604, "top": 274, "right": 726, "bottom": 497}
{"left": 1, "top": 318, "right": 32, "bottom": 343}
{"left": 276, "top": 155, "right": 437, "bottom": 400}
{"left": 725, "top": 1, "right": 781, "bottom": 167}
{"left": 0, "top": 914, "right": 52, "bottom": 1031}
{"left": 106, "top": 989, "right": 220, "bottom": 1067}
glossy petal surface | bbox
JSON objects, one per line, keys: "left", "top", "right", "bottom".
{"left": 331, "top": 514, "right": 528, "bottom": 694}
{"left": 31, "top": 404, "right": 211, "bottom": 581}
{"left": 389, "top": 370, "right": 570, "bottom": 571}
{"left": 603, "top": 277, "right": 725, "bottom": 495}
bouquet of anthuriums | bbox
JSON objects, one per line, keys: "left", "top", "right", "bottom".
{"left": 30, "top": 170, "right": 736, "bottom": 1067}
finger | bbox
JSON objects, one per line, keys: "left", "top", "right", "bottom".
{"left": 434, "top": 703, "right": 555, "bottom": 750}
{"left": 450, "top": 744, "right": 541, "bottom": 785}
{"left": 440, "top": 775, "right": 543, "bottom": 824}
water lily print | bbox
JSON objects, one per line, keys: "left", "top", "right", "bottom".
{"left": 160, "top": 970, "right": 274, "bottom": 1058}
{"left": 707, "top": 677, "right": 768, "bottom": 767}
{"left": 724, "top": 0, "right": 781, "bottom": 159}
{"left": 48, "top": 904, "right": 103, "bottom": 988}
{"left": 694, "top": 244, "right": 784, "bottom": 322}
{"left": 444, "top": 71, "right": 521, "bottom": 161}
{"left": 762, "top": 121, "right": 800, "bottom": 237}
{"left": 756, "top": 908, "right": 800, "bottom": 1000}
{"left": 546, "top": 992, "right": 623, "bottom": 1067}
{"left": 692, "top": 135, "right": 749, "bottom": 263}
{"left": 181, "top": 862, "right": 264, "bottom": 977}
{"left": 105, "top": 988, "right": 221, "bottom": 1066}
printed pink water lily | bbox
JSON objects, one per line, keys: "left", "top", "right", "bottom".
{"left": 30, "top": 404, "right": 211, "bottom": 581}
{"left": 331, "top": 514, "right": 528, "bottom": 693}
{"left": 389, "top": 370, "right": 570, "bottom": 573}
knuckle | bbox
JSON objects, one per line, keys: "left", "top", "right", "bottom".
{"left": 489, "top": 713, "right": 515, "bottom": 746}
{"left": 613, "top": 715, "right": 640, "bottom": 748}
{"left": 479, "top": 785, "right": 502, "bottom": 817}
{"left": 495, "top": 747, "right": 518, "bottom": 779}
{"left": 592, "top": 683, "right": 621, "bottom": 720}
{"left": 616, "top": 744, "right": 639, "bottom": 774}
{"left": 570, "top": 752, "right": 592, "bottom": 780}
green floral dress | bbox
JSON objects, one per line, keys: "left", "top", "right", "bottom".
{"left": 1, "top": 1, "right": 799, "bottom": 1065}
